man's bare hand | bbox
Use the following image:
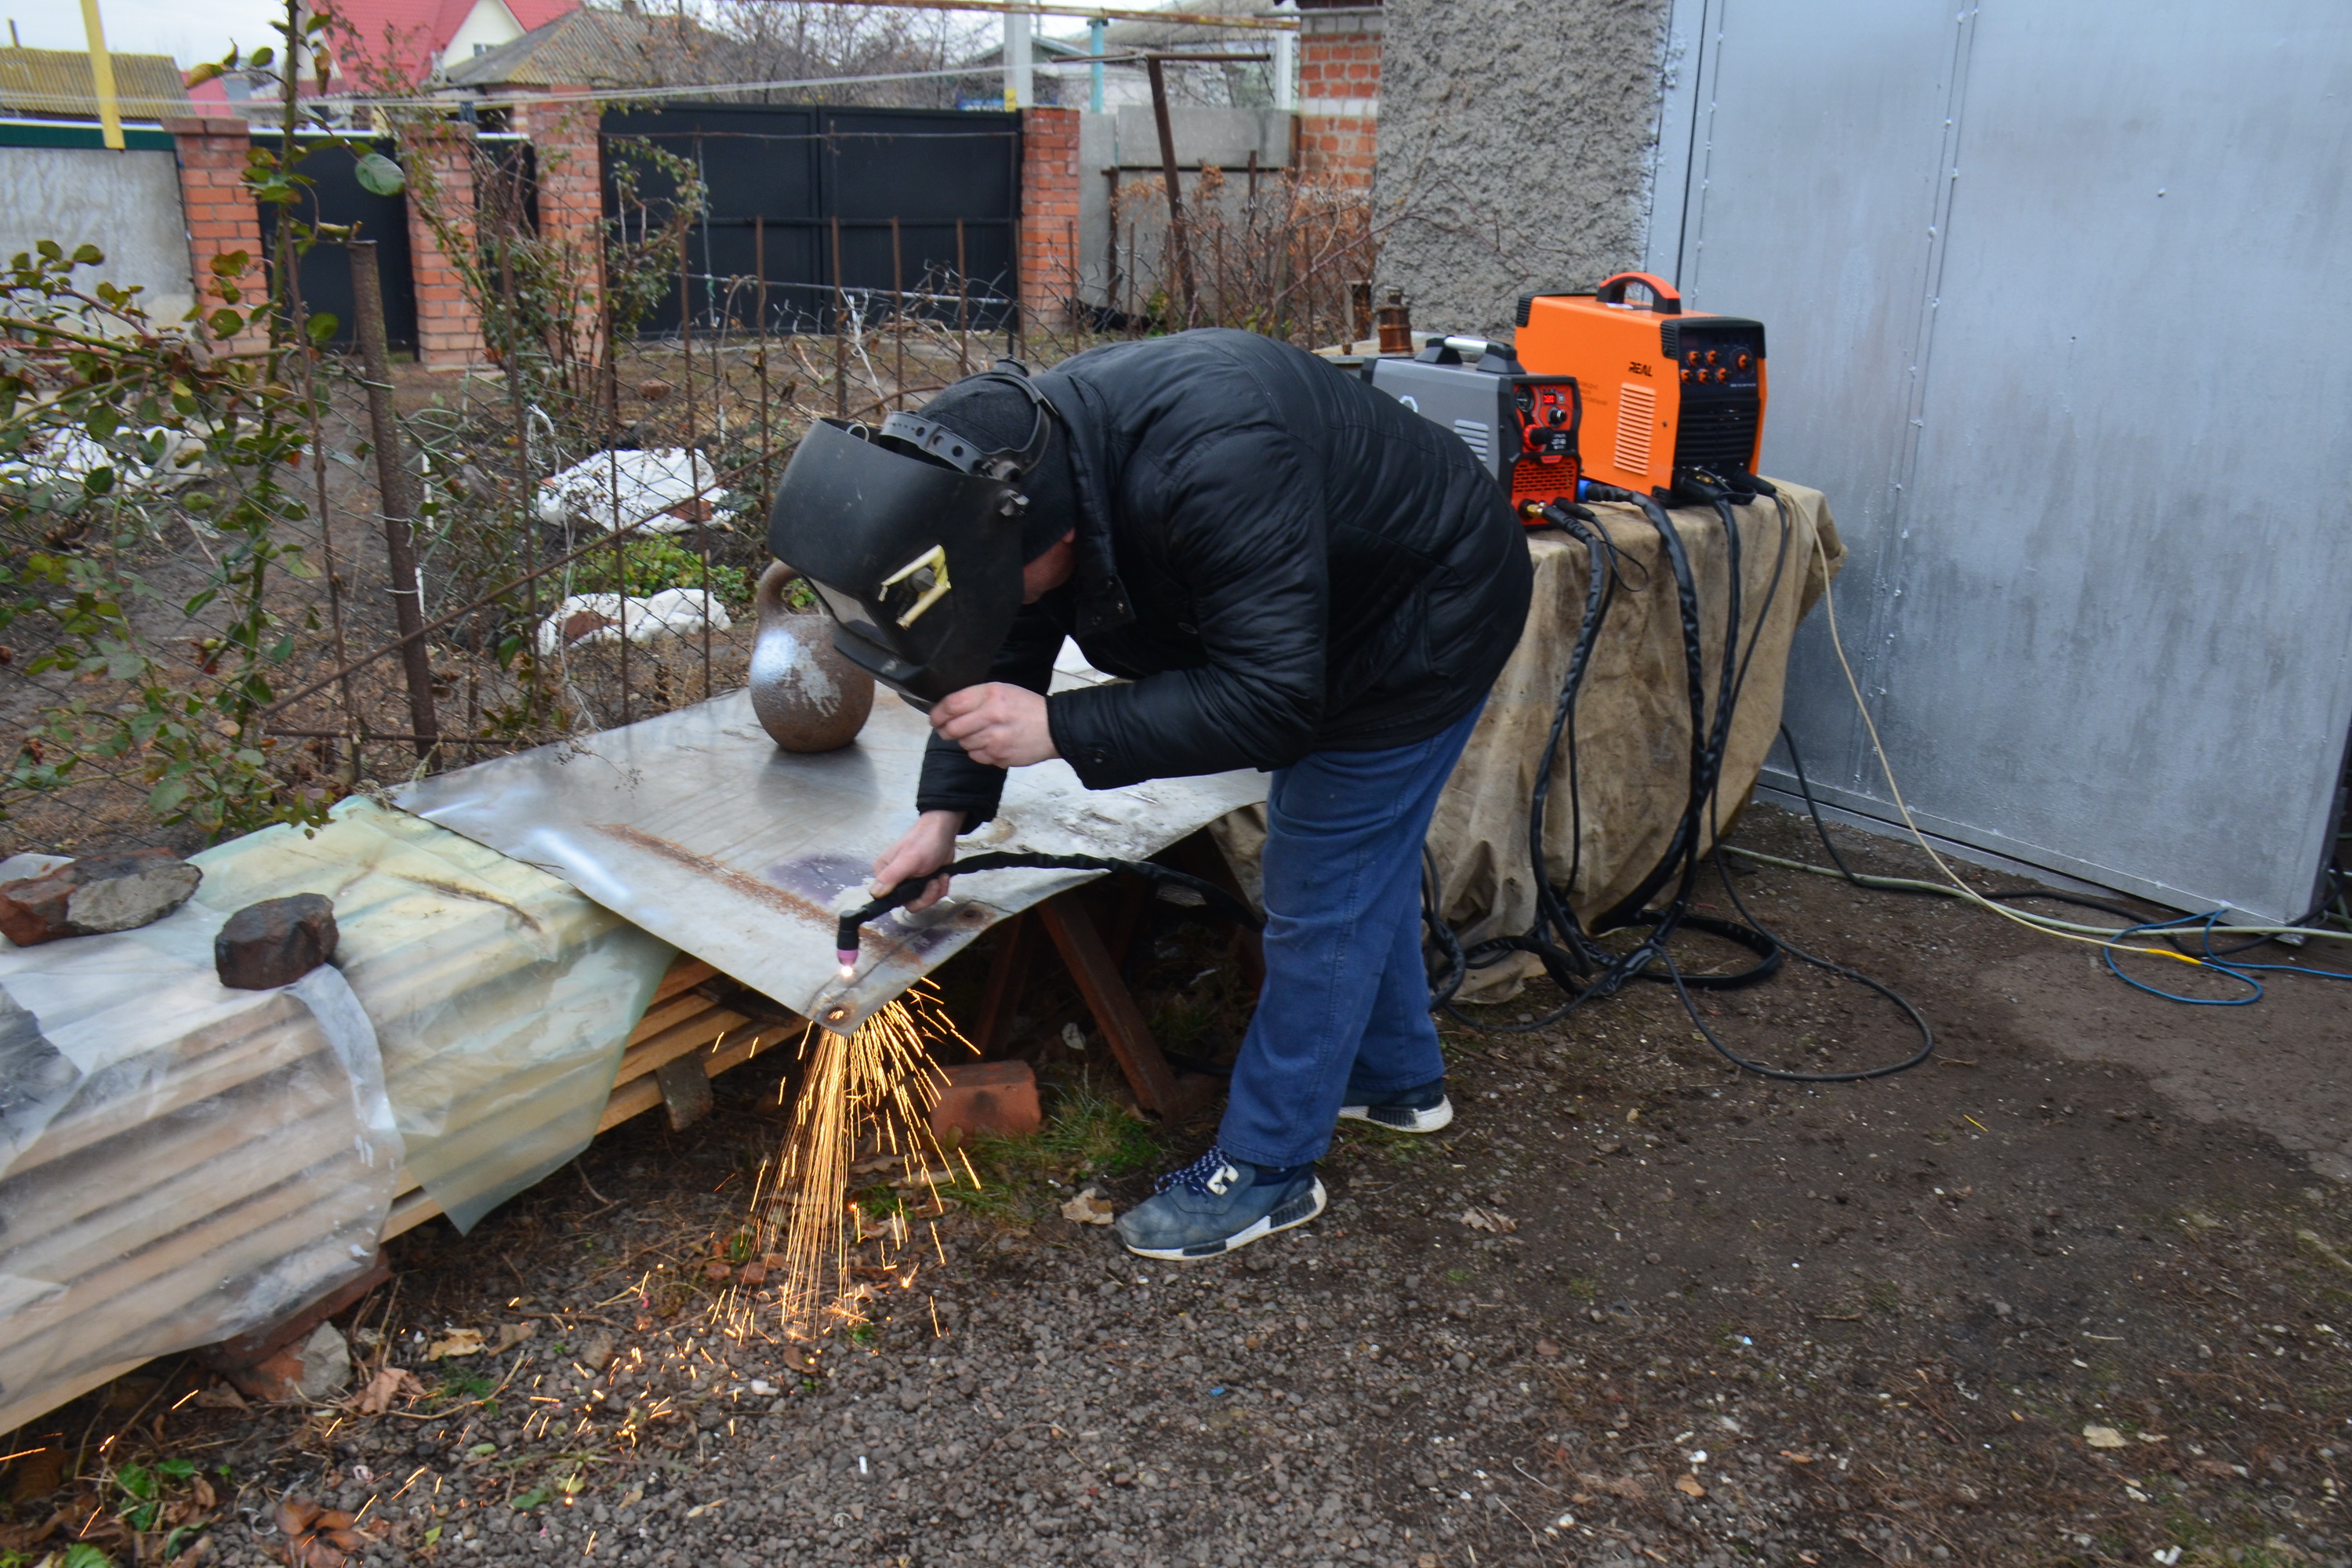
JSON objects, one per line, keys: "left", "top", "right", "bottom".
{"left": 871, "top": 809, "right": 963, "bottom": 913}
{"left": 931, "top": 683, "right": 1058, "bottom": 768}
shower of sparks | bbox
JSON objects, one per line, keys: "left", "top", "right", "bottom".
{"left": 724, "top": 981, "right": 979, "bottom": 1345}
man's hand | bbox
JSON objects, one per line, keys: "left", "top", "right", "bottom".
{"left": 871, "top": 809, "right": 964, "bottom": 913}
{"left": 931, "top": 683, "right": 1058, "bottom": 768}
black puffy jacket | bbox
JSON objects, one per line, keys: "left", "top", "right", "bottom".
{"left": 916, "top": 329, "right": 1533, "bottom": 823}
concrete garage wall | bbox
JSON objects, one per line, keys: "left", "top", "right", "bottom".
{"left": 0, "top": 146, "right": 194, "bottom": 322}
{"left": 1072, "top": 107, "right": 1294, "bottom": 316}
{"left": 1370, "top": 0, "right": 1670, "bottom": 338}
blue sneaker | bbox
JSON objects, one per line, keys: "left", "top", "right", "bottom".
{"left": 1337, "top": 1076, "right": 1454, "bottom": 1134}
{"left": 1113, "top": 1147, "right": 1327, "bottom": 1260}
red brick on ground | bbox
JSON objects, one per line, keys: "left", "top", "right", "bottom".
{"left": 931, "top": 1059, "right": 1042, "bottom": 1141}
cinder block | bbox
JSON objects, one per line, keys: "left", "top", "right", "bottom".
{"left": 931, "top": 1060, "right": 1041, "bottom": 1142}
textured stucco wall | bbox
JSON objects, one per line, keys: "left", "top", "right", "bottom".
{"left": 1372, "top": 0, "right": 1671, "bottom": 338}
{"left": 0, "top": 147, "right": 194, "bottom": 323}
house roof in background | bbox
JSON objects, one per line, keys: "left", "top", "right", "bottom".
{"left": 325, "top": 0, "right": 579, "bottom": 87}
{"left": 441, "top": 8, "right": 720, "bottom": 90}
{"left": 0, "top": 46, "right": 194, "bottom": 121}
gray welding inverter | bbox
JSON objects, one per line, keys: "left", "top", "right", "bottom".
{"left": 1367, "top": 336, "right": 1581, "bottom": 521}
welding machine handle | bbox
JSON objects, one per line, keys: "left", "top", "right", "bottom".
{"left": 1592, "top": 272, "right": 1683, "bottom": 316}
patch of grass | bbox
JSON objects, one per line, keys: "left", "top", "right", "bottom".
{"left": 1864, "top": 1279, "right": 1902, "bottom": 1314}
{"left": 938, "top": 1076, "right": 1164, "bottom": 1225}
{"left": 1564, "top": 1276, "right": 1599, "bottom": 1301}
{"left": 1443, "top": 1267, "right": 1473, "bottom": 1284}
{"left": 1331, "top": 1120, "right": 1425, "bottom": 1165}
{"left": 434, "top": 1370, "right": 498, "bottom": 1403}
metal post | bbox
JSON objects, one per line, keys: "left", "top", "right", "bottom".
{"left": 681, "top": 216, "right": 710, "bottom": 699}
{"left": 499, "top": 233, "right": 537, "bottom": 724}
{"left": 78, "top": 0, "right": 123, "bottom": 151}
{"left": 1145, "top": 56, "right": 1197, "bottom": 326}
{"left": 755, "top": 215, "right": 771, "bottom": 517}
{"left": 1105, "top": 167, "right": 1121, "bottom": 322}
{"left": 956, "top": 217, "right": 971, "bottom": 376}
{"left": 832, "top": 213, "right": 847, "bottom": 419}
{"left": 1088, "top": 15, "right": 1106, "bottom": 113}
{"left": 343, "top": 240, "right": 441, "bottom": 763}
{"left": 891, "top": 215, "right": 906, "bottom": 412}
{"left": 1272, "top": 0, "right": 1297, "bottom": 113}
{"left": 1004, "top": 8, "right": 1033, "bottom": 110}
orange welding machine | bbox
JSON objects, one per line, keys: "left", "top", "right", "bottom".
{"left": 1512, "top": 272, "right": 1766, "bottom": 501}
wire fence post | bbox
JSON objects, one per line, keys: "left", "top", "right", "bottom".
{"left": 755, "top": 214, "right": 771, "bottom": 517}
{"left": 681, "top": 212, "right": 711, "bottom": 700}
{"left": 832, "top": 213, "right": 848, "bottom": 419}
{"left": 891, "top": 215, "right": 906, "bottom": 412}
{"left": 1145, "top": 56, "right": 1197, "bottom": 327}
{"left": 344, "top": 238, "right": 441, "bottom": 764}
{"left": 1105, "top": 167, "right": 1120, "bottom": 326}
{"left": 955, "top": 218, "right": 970, "bottom": 377}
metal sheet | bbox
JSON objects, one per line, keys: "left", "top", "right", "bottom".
{"left": 394, "top": 670, "right": 1267, "bottom": 1033}
{"left": 1647, "top": 0, "right": 2352, "bottom": 923}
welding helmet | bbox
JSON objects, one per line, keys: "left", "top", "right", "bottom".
{"left": 764, "top": 366, "right": 1058, "bottom": 710}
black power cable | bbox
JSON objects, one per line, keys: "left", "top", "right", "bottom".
{"left": 1770, "top": 721, "right": 2352, "bottom": 985}
{"left": 1426, "top": 477, "right": 1936, "bottom": 1083}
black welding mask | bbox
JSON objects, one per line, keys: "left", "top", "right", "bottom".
{"left": 765, "top": 366, "right": 1058, "bottom": 710}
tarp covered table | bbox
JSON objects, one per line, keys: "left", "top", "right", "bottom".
{"left": 1214, "top": 481, "right": 1845, "bottom": 1001}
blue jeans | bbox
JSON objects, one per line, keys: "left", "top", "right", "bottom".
{"left": 1216, "top": 701, "right": 1483, "bottom": 1169}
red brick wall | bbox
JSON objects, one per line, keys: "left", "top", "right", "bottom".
{"left": 1298, "top": 13, "right": 1382, "bottom": 190}
{"left": 1018, "top": 107, "right": 1081, "bottom": 330}
{"left": 165, "top": 117, "right": 268, "bottom": 351}
{"left": 405, "top": 125, "right": 486, "bottom": 371}
{"left": 511, "top": 96, "right": 604, "bottom": 358}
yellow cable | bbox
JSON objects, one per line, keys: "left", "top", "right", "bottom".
{"left": 1808, "top": 530, "right": 2212, "bottom": 971}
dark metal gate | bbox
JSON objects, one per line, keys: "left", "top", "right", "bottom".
{"left": 600, "top": 103, "right": 1022, "bottom": 336}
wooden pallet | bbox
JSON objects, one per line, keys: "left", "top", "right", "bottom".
{"left": 379, "top": 957, "right": 804, "bottom": 1239}
{"left": 0, "top": 954, "right": 804, "bottom": 1436}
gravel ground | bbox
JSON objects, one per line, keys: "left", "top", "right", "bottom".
{"left": 5, "top": 803, "right": 2349, "bottom": 1568}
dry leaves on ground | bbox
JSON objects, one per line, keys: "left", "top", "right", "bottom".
{"left": 1459, "top": 1206, "right": 1517, "bottom": 1234}
{"left": 1061, "top": 1188, "right": 1116, "bottom": 1225}
{"left": 274, "top": 1496, "right": 376, "bottom": 1568}
{"left": 351, "top": 1366, "right": 423, "bottom": 1415}
{"left": 425, "top": 1329, "right": 484, "bottom": 1360}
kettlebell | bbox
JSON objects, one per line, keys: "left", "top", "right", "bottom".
{"left": 748, "top": 561, "right": 875, "bottom": 753}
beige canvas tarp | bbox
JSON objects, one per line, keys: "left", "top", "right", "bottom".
{"left": 1215, "top": 481, "right": 1845, "bottom": 1002}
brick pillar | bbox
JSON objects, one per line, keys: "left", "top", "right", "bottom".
{"left": 1018, "top": 106, "right": 1081, "bottom": 331}
{"left": 165, "top": 116, "right": 268, "bottom": 351}
{"left": 404, "top": 124, "right": 486, "bottom": 371}
{"left": 1296, "top": 7, "right": 1383, "bottom": 190}
{"left": 511, "top": 94, "right": 604, "bottom": 363}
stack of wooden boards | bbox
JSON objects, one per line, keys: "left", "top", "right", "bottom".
{"left": 0, "top": 800, "right": 808, "bottom": 1436}
{"left": 0, "top": 906, "right": 401, "bottom": 1439}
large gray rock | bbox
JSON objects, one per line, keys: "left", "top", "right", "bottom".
{"left": 0, "top": 848, "right": 202, "bottom": 946}
{"left": 294, "top": 1321, "right": 352, "bottom": 1402}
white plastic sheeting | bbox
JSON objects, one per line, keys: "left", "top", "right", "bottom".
{"left": 0, "top": 800, "right": 676, "bottom": 1435}
{"left": 0, "top": 898, "right": 398, "bottom": 1439}
{"left": 191, "top": 799, "right": 677, "bottom": 1232}
{"left": 534, "top": 448, "right": 730, "bottom": 535}
{"left": 534, "top": 588, "right": 734, "bottom": 657}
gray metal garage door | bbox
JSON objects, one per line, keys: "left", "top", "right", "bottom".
{"left": 1642, "top": 0, "right": 2352, "bottom": 923}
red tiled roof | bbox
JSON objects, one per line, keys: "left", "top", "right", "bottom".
{"left": 320, "top": 0, "right": 578, "bottom": 86}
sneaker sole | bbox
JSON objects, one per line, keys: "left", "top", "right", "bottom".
{"left": 1336, "top": 1097, "right": 1454, "bottom": 1134}
{"left": 1120, "top": 1178, "right": 1328, "bottom": 1261}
